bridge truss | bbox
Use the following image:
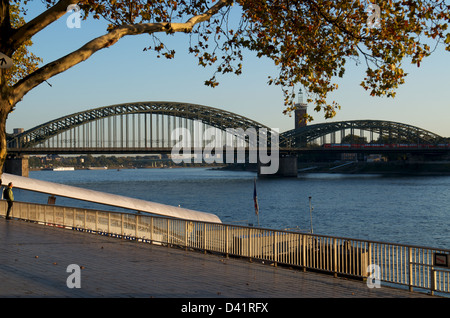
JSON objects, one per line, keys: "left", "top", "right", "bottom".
{"left": 7, "top": 102, "right": 446, "bottom": 156}
{"left": 281, "top": 120, "right": 445, "bottom": 147}
{"left": 8, "top": 101, "right": 279, "bottom": 154}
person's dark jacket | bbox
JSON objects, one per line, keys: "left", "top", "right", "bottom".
{"left": 3, "top": 187, "right": 13, "bottom": 202}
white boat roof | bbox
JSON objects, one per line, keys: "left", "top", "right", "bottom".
{"left": 1, "top": 173, "right": 221, "bottom": 224}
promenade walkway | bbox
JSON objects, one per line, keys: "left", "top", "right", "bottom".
{"left": 0, "top": 217, "right": 437, "bottom": 302}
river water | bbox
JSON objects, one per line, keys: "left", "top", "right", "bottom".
{"left": 14, "top": 168, "right": 450, "bottom": 250}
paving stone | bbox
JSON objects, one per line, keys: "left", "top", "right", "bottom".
{"left": 0, "top": 218, "right": 438, "bottom": 300}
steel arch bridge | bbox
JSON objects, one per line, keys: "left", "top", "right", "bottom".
{"left": 280, "top": 119, "right": 445, "bottom": 147}
{"left": 7, "top": 101, "right": 280, "bottom": 154}
{"left": 7, "top": 102, "right": 446, "bottom": 155}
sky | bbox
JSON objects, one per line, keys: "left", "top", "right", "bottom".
{"left": 6, "top": 2, "right": 450, "bottom": 138}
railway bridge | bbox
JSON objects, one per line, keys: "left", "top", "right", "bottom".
{"left": 6, "top": 101, "right": 448, "bottom": 176}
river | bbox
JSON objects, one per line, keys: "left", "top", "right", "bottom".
{"left": 13, "top": 168, "right": 450, "bottom": 250}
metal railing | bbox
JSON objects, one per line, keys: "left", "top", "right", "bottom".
{"left": 2, "top": 200, "right": 449, "bottom": 296}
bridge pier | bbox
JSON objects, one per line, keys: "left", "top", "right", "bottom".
{"left": 4, "top": 154, "right": 29, "bottom": 177}
{"left": 406, "top": 154, "right": 425, "bottom": 163}
{"left": 258, "top": 155, "right": 298, "bottom": 177}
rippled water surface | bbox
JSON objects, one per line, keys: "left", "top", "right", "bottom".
{"left": 15, "top": 168, "right": 450, "bottom": 249}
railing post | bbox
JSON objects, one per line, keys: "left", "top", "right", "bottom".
{"left": 225, "top": 225, "right": 229, "bottom": 259}
{"left": 248, "top": 227, "right": 251, "bottom": 260}
{"left": 185, "top": 220, "right": 188, "bottom": 251}
{"left": 203, "top": 223, "right": 207, "bottom": 254}
{"left": 107, "top": 213, "right": 111, "bottom": 234}
{"left": 121, "top": 213, "right": 124, "bottom": 238}
{"left": 135, "top": 214, "right": 138, "bottom": 240}
{"left": 150, "top": 216, "right": 154, "bottom": 244}
{"left": 408, "top": 247, "right": 413, "bottom": 292}
{"left": 302, "top": 235, "right": 306, "bottom": 272}
{"left": 63, "top": 207, "right": 66, "bottom": 228}
{"left": 167, "top": 218, "right": 170, "bottom": 247}
{"left": 430, "top": 267, "right": 436, "bottom": 296}
{"left": 273, "top": 231, "right": 277, "bottom": 267}
{"left": 368, "top": 242, "right": 372, "bottom": 278}
{"left": 333, "top": 239, "right": 338, "bottom": 278}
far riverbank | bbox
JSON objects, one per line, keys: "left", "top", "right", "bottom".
{"left": 298, "top": 161, "right": 450, "bottom": 175}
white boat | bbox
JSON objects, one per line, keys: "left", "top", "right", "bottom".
{"left": 52, "top": 167, "right": 75, "bottom": 171}
{"left": 87, "top": 167, "right": 108, "bottom": 170}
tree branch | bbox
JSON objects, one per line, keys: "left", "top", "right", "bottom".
{"left": 0, "top": 0, "right": 12, "bottom": 50}
{"left": 8, "top": 0, "right": 78, "bottom": 54}
{"left": 12, "top": 0, "right": 232, "bottom": 105}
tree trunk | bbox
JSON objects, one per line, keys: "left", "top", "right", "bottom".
{"left": 0, "top": 98, "right": 11, "bottom": 180}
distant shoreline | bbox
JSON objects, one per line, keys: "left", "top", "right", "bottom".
{"left": 29, "top": 161, "right": 450, "bottom": 176}
{"left": 30, "top": 164, "right": 227, "bottom": 172}
{"left": 297, "top": 161, "right": 450, "bottom": 175}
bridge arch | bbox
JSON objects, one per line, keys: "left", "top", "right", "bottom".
{"left": 9, "top": 105, "right": 445, "bottom": 152}
{"left": 8, "top": 101, "right": 274, "bottom": 150}
{"left": 281, "top": 120, "right": 444, "bottom": 147}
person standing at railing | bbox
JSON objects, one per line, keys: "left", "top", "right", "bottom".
{"left": 3, "top": 183, "right": 14, "bottom": 220}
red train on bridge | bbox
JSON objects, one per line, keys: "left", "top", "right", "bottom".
{"left": 323, "top": 143, "right": 450, "bottom": 149}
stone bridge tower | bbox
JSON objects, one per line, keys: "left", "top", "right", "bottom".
{"left": 294, "top": 88, "right": 308, "bottom": 129}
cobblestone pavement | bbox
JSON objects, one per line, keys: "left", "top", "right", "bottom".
{"left": 0, "top": 218, "right": 438, "bottom": 303}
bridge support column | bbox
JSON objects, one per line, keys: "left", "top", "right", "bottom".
{"left": 4, "top": 154, "right": 29, "bottom": 177}
{"left": 406, "top": 154, "right": 425, "bottom": 163}
{"left": 258, "top": 155, "right": 297, "bottom": 177}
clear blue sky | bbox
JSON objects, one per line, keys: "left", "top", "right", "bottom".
{"left": 7, "top": 2, "right": 450, "bottom": 138}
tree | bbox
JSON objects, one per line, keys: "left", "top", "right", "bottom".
{"left": 0, "top": 0, "right": 449, "bottom": 175}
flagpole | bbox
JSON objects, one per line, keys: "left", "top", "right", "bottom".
{"left": 254, "top": 177, "right": 259, "bottom": 227}
{"left": 309, "top": 196, "right": 313, "bottom": 234}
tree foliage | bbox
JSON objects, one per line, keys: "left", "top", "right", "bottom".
{"left": 0, "top": 0, "right": 449, "bottom": 148}
{"left": 227, "top": 0, "right": 450, "bottom": 121}
{"left": 3, "top": 3, "right": 41, "bottom": 87}
{"left": 2, "top": 1, "right": 450, "bottom": 119}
